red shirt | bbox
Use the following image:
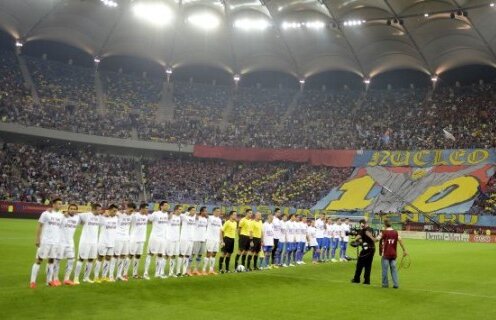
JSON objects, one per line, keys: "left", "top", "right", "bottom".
{"left": 381, "top": 230, "right": 399, "bottom": 259}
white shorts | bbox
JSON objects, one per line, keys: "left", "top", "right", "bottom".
{"left": 57, "top": 246, "right": 75, "bottom": 259}
{"left": 179, "top": 240, "right": 194, "bottom": 256}
{"left": 114, "top": 239, "right": 129, "bottom": 256}
{"left": 148, "top": 237, "right": 166, "bottom": 255}
{"left": 130, "top": 241, "right": 145, "bottom": 255}
{"left": 166, "top": 241, "right": 180, "bottom": 257}
{"left": 36, "top": 244, "right": 60, "bottom": 260}
{"left": 192, "top": 241, "right": 206, "bottom": 256}
{"left": 78, "top": 243, "right": 98, "bottom": 260}
{"left": 98, "top": 244, "right": 114, "bottom": 257}
{"left": 206, "top": 239, "right": 220, "bottom": 253}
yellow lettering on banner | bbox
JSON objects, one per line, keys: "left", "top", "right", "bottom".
{"left": 367, "top": 152, "right": 381, "bottom": 166}
{"left": 406, "top": 176, "right": 479, "bottom": 213}
{"left": 391, "top": 151, "right": 410, "bottom": 166}
{"left": 378, "top": 151, "right": 392, "bottom": 166}
{"left": 433, "top": 150, "right": 448, "bottom": 166}
{"left": 413, "top": 150, "right": 429, "bottom": 166}
{"left": 400, "top": 213, "right": 419, "bottom": 223}
{"left": 467, "top": 149, "right": 489, "bottom": 165}
{"left": 438, "top": 214, "right": 457, "bottom": 224}
{"left": 326, "top": 175, "right": 375, "bottom": 211}
{"left": 295, "top": 208, "right": 311, "bottom": 216}
{"left": 448, "top": 150, "right": 465, "bottom": 165}
{"left": 458, "top": 215, "right": 479, "bottom": 225}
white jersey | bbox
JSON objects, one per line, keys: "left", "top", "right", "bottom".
{"left": 60, "top": 214, "right": 80, "bottom": 247}
{"left": 130, "top": 213, "right": 148, "bottom": 242}
{"left": 79, "top": 212, "right": 101, "bottom": 245}
{"left": 194, "top": 216, "right": 208, "bottom": 242}
{"left": 299, "top": 222, "right": 308, "bottom": 242}
{"left": 325, "top": 223, "right": 333, "bottom": 238}
{"left": 167, "top": 214, "right": 181, "bottom": 241}
{"left": 307, "top": 226, "right": 318, "bottom": 247}
{"left": 180, "top": 213, "right": 197, "bottom": 242}
{"left": 330, "top": 224, "right": 340, "bottom": 238}
{"left": 272, "top": 216, "right": 282, "bottom": 240}
{"left": 342, "top": 223, "right": 351, "bottom": 242}
{"left": 279, "top": 220, "right": 287, "bottom": 242}
{"left": 149, "top": 211, "right": 169, "bottom": 239}
{"left": 98, "top": 216, "right": 118, "bottom": 247}
{"left": 286, "top": 221, "right": 297, "bottom": 242}
{"left": 206, "top": 215, "right": 222, "bottom": 242}
{"left": 116, "top": 212, "right": 133, "bottom": 240}
{"left": 315, "top": 219, "right": 325, "bottom": 238}
{"left": 262, "top": 222, "right": 275, "bottom": 246}
{"left": 335, "top": 224, "right": 344, "bottom": 239}
{"left": 38, "top": 210, "right": 64, "bottom": 245}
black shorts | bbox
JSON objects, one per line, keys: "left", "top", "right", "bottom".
{"left": 251, "top": 237, "right": 262, "bottom": 253}
{"left": 238, "top": 235, "right": 251, "bottom": 251}
{"left": 222, "top": 237, "right": 234, "bottom": 254}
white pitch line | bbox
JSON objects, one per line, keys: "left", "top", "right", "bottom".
{"left": 264, "top": 273, "right": 496, "bottom": 300}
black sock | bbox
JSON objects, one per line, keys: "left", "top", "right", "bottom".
{"left": 235, "top": 254, "right": 240, "bottom": 267}
{"left": 219, "top": 256, "right": 225, "bottom": 271}
{"left": 254, "top": 255, "right": 258, "bottom": 269}
{"left": 225, "top": 256, "right": 231, "bottom": 271}
{"left": 247, "top": 255, "right": 252, "bottom": 269}
{"left": 241, "top": 254, "right": 247, "bottom": 266}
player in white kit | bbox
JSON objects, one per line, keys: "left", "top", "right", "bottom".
{"left": 115, "top": 202, "right": 136, "bottom": 281}
{"left": 306, "top": 219, "right": 319, "bottom": 264}
{"left": 94, "top": 204, "right": 118, "bottom": 282}
{"left": 178, "top": 206, "right": 197, "bottom": 276}
{"left": 144, "top": 201, "right": 169, "bottom": 279}
{"left": 129, "top": 203, "right": 149, "bottom": 279}
{"left": 74, "top": 203, "right": 102, "bottom": 284}
{"left": 203, "top": 207, "right": 222, "bottom": 275}
{"left": 271, "top": 208, "right": 282, "bottom": 266}
{"left": 340, "top": 218, "right": 351, "bottom": 262}
{"left": 56, "top": 203, "right": 80, "bottom": 286}
{"left": 30, "top": 198, "right": 65, "bottom": 288}
{"left": 261, "top": 214, "right": 274, "bottom": 269}
{"left": 296, "top": 217, "right": 308, "bottom": 265}
{"left": 167, "top": 205, "right": 183, "bottom": 277}
{"left": 190, "top": 207, "right": 208, "bottom": 275}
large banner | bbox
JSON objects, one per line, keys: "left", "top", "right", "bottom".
{"left": 313, "top": 165, "right": 495, "bottom": 214}
{"left": 194, "top": 146, "right": 496, "bottom": 168}
{"left": 353, "top": 149, "right": 496, "bottom": 168}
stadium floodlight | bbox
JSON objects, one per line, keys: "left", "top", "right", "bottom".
{"left": 343, "top": 19, "right": 364, "bottom": 27}
{"left": 491, "top": 3, "right": 495, "bottom": 7}
{"left": 15, "top": 40, "right": 23, "bottom": 47}
{"left": 166, "top": 67, "right": 173, "bottom": 75}
{"left": 299, "top": 79, "right": 305, "bottom": 84}
{"left": 305, "top": 21, "right": 325, "bottom": 30}
{"left": 431, "top": 76, "right": 438, "bottom": 82}
{"left": 282, "top": 21, "right": 302, "bottom": 30}
{"left": 187, "top": 12, "right": 221, "bottom": 31}
{"left": 363, "top": 78, "right": 371, "bottom": 84}
{"left": 94, "top": 57, "right": 101, "bottom": 64}
{"left": 132, "top": 2, "right": 173, "bottom": 27}
{"left": 234, "top": 18, "right": 270, "bottom": 31}
{"left": 233, "top": 74, "right": 241, "bottom": 82}
{"left": 424, "top": 13, "right": 429, "bottom": 17}
{"left": 100, "top": 0, "right": 118, "bottom": 8}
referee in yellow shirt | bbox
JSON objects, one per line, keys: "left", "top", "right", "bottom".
{"left": 219, "top": 211, "right": 237, "bottom": 273}
{"left": 247, "top": 212, "right": 263, "bottom": 271}
{"left": 235, "top": 209, "right": 254, "bottom": 269}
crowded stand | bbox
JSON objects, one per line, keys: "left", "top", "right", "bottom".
{"left": 0, "top": 143, "right": 141, "bottom": 205}
{"left": 1, "top": 51, "right": 496, "bottom": 150}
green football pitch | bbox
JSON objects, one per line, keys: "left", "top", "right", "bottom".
{"left": 0, "top": 218, "right": 495, "bottom": 320}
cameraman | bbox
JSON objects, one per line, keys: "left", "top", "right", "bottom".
{"left": 351, "top": 219, "right": 376, "bottom": 285}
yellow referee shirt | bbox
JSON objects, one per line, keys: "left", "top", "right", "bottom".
{"left": 239, "top": 217, "right": 254, "bottom": 236}
{"left": 252, "top": 220, "right": 263, "bottom": 239}
{"left": 222, "top": 220, "right": 237, "bottom": 239}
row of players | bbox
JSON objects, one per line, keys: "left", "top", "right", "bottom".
{"left": 29, "top": 199, "right": 352, "bottom": 288}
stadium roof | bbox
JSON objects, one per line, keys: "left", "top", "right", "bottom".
{"left": 1, "top": 0, "right": 496, "bottom": 79}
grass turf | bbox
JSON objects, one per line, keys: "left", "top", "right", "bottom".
{"left": 0, "top": 218, "right": 495, "bottom": 320}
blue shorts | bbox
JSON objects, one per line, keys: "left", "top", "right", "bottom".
{"left": 323, "top": 237, "right": 331, "bottom": 249}
{"left": 287, "top": 242, "right": 296, "bottom": 251}
{"left": 298, "top": 242, "right": 305, "bottom": 251}
{"left": 317, "top": 238, "right": 324, "bottom": 249}
{"left": 332, "top": 238, "right": 340, "bottom": 248}
{"left": 263, "top": 245, "right": 273, "bottom": 253}
{"left": 277, "top": 241, "right": 285, "bottom": 252}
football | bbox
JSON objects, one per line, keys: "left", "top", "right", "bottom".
{"left": 236, "top": 265, "right": 246, "bottom": 273}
